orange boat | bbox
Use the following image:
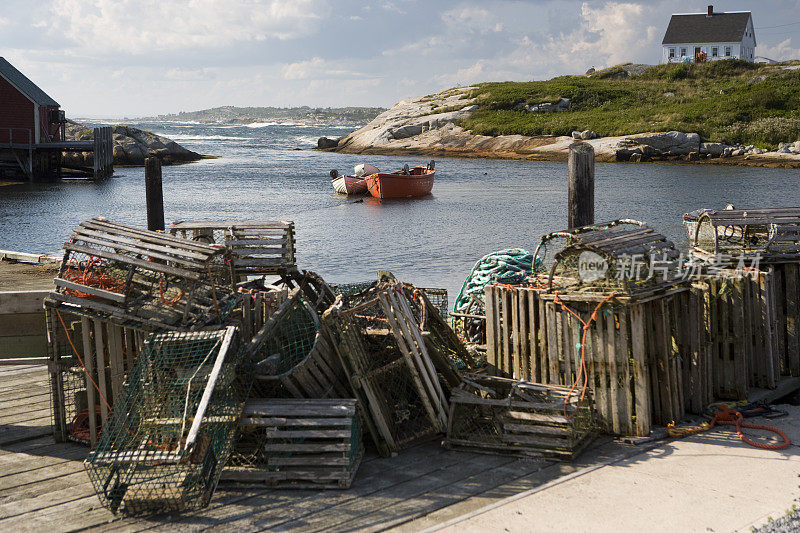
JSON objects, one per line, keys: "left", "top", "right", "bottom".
{"left": 365, "top": 161, "right": 435, "bottom": 199}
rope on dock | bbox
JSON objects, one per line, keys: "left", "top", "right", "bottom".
{"left": 453, "top": 249, "right": 538, "bottom": 315}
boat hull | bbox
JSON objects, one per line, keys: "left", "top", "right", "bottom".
{"left": 332, "top": 175, "right": 368, "bottom": 195}
{"left": 365, "top": 169, "right": 434, "bottom": 199}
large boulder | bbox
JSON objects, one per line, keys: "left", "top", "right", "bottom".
{"left": 63, "top": 121, "right": 203, "bottom": 166}
{"left": 317, "top": 137, "right": 338, "bottom": 149}
{"left": 626, "top": 131, "right": 700, "bottom": 155}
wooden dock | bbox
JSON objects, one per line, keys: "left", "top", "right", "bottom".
{"left": 0, "top": 364, "right": 660, "bottom": 532}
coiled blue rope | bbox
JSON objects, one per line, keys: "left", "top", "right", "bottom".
{"left": 453, "top": 248, "right": 540, "bottom": 314}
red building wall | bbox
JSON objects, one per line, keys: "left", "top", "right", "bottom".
{"left": 0, "top": 76, "right": 35, "bottom": 144}
{"left": 39, "top": 104, "right": 61, "bottom": 142}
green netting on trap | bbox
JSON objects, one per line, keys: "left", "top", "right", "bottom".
{"left": 329, "top": 280, "right": 376, "bottom": 298}
{"left": 249, "top": 277, "right": 349, "bottom": 399}
{"left": 84, "top": 327, "right": 252, "bottom": 515}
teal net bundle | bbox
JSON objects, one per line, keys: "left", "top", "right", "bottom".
{"left": 453, "top": 249, "right": 539, "bottom": 344}
{"left": 84, "top": 327, "right": 252, "bottom": 515}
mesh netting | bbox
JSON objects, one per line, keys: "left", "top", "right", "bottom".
{"left": 694, "top": 219, "right": 772, "bottom": 260}
{"left": 84, "top": 328, "right": 251, "bottom": 515}
{"left": 330, "top": 280, "right": 376, "bottom": 298}
{"left": 446, "top": 374, "right": 594, "bottom": 460}
{"left": 250, "top": 293, "right": 321, "bottom": 397}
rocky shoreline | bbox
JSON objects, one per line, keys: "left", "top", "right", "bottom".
{"left": 63, "top": 121, "right": 205, "bottom": 167}
{"left": 322, "top": 88, "right": 800, "bottom": 169}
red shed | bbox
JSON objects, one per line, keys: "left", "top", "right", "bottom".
{"left": 0, "top": 57, "right": 62, "bottom": 145}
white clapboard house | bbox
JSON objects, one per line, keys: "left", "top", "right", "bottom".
{"left": 662, "top": 5, "right": 756, "bottom": 63}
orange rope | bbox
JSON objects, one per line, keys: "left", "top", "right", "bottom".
{"left": 159, "top": 275, "right": 184, "bottom": 305}
{"left": 667, "top": 405, "right": 790, "bottom": 450}
{"left": 62, "top": 257, "right": 126, "bottom": 299}
{"left": 55, "top": 309, "right": 112, "bottom": 412}
{"left": 69, "top": 406, "right": 102, "bottom": 441}
{"left": 552, "top": 292, "right": 620, "bottom": 419}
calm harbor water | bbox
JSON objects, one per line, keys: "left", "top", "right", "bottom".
{"left": 1, "top": 121, "right": 799, "bottom": 299}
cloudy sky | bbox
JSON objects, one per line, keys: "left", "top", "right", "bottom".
{"left": 3, "top": 0, "right": 800, "bottom": 117}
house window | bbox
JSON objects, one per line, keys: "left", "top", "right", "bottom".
{"left": 680, "top": 47, "right": 687, "bottom": 57}
{"left": 725, "top": 46, "right": 731, "bottom": 57}
{"left": 669, "top": 48, "right": 675, "bottom": 58}
{"left": 712, "top": 47, "right": 718, "bottom": 57}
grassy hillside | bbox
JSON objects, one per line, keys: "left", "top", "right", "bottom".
{"left": 461, "top": 60, "right": 800, "bottom": 148}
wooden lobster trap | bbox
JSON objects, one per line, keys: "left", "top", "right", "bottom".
{"left": 46, "top": 217, "right": 236, "bottom": 330}
{"left": 686, "top": 207, "right": 800, "bottom": 378}
{"left": 322, "top": 283, "right": 454, "bottom": 457}
{"left": 484, "top": 222, "right": 708, "bottom": 437}
{"left": 169, "top": 220, "right": 296, "bottom": 282}
{"left": 445, "top": 374, "right": 594, "bottom": 460}
{"left": 222, "top": 398, "right": 363, "bottom": 489}
{"left": 46, "top": 308, "right": 146, "bottom": 447}
{"left": 248, "top": 272, "right": 347, "bottom": 400}
{"left": 692, "top": 271, "right": 779, "bottom": 400}
{"left": 485, "top": 283, "right": 707, "bottom": 437}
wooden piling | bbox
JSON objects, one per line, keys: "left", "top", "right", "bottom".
{"left": 144, "top": 157, "right": 165, "bottom": 232}
{"left": 568, "top": 142, "right": 595, "bottom": 229}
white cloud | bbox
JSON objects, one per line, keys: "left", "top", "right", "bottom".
{"left": 442, "top": 6, "right": 504, "bottom": 34}
{"left": 758, "top": 38, "right": 800, "bottom": 61}
{"left": 45, "top": 0, "right": 330, "bottom": 55}
{"left": 282, "top": 57, "right": 326, "bottom": 80}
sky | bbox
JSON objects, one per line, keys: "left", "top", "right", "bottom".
{"left": 2, "top": 0, "right": 800, "bottom": 117}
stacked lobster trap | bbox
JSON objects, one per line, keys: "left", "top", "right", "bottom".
{"left": 169, "top": 220, "right": 296, "bottom": 282}
{"left": 45, "top": 218, "right": 240, "bottom": 447}
{"left": 484, "top": 221, "right": 708, "bottom": 437}
{"left": 685, "top": 207, "right": 800, "bottom": 395}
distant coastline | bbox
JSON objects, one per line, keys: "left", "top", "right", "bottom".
{"left": 137, "top": 105, "right": 385, "bottom": 127}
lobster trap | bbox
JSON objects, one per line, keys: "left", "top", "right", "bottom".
{"left": 222, "top": 398, "right": 363, "bottom": 489}
{"left": 84, "top": 327, "right": 252, "bottom": 515}
{"left": 484, "top": 281, "right": 708, "bottom": 437}
{"left": 47, "top": 217, "right": 236, "bottom": 331}
{"left": 686, "top": 207, "right": 800, "bottom": 378}
{"left": 249, "top": 285, "right": 349, "bottom": 400}
{"left": 686, "top": 207, "right": 800, "bottom": 264}
{"left": 323, "top": 284, "right": 452, "bottom": 457}
{"left": 546, "top": 223, "right": 683, "bottom": 297}
{"left": 47, "top": 308, "right": 146, "bottom": 447}
{"left": 445, "top": 374, "right": 594, "bottom": 460}
{"left": 169, "top": 220, "right": 296, "bottom": 281}
{"left": 693, "top": 271, "right": 779, "bottom": 400}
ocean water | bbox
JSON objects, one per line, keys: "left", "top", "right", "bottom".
{"left": 1, "top": 121, "right": 799, "bottom": 299}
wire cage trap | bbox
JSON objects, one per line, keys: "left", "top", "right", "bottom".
{"left": 47, "top": 217, "right": 236, "bottom": 331}
{"left": 84, "top": 327, "right": 252, "bottom": 515}
{"left": 445, "top": 373, "right": 595, "bottom": 460}
{"left": 222, "top": 398, "right": 363, "bottom": 489}
{"left": 322, "top": 283, "right": 450, "bottom": 457}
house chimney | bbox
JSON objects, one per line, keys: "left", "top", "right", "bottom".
{"left": 707, "top": 5, "right": 713, "bottom": 16}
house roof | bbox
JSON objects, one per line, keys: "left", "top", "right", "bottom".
{"left": 662, "top": 12, "right": 752, "bottom": 45}
{"left": 0, "top": 57, "right": 59, "bottom": 107}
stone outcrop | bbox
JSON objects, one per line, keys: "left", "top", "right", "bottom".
{"left": 330, "top": 89, "right": 800, "bottom": 168}
{"left": 63, "top": 121, "right": 203, "bottom": 166}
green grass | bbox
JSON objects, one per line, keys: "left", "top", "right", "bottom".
{"left": 460, "top": 60, "right": 800, "bottom": 148}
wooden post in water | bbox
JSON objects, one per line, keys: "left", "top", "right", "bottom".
{"left": 568, "top": 142, "right": 595, "bottom": 229}
{"left": 144, "top": 156, "right": 165, "bottom": 231}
